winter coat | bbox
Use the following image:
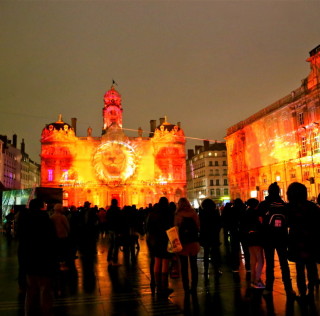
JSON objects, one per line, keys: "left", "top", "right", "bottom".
{"left": 174, "top": 206, "right": 200, "bottom": 256}
{"left": 199, "top": 206, "right": 221, "bottom": 247}
{"left": 287, "top": 200, "right": 320, "bottom": 263}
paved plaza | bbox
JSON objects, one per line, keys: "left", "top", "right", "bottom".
{"left": 0, "top": 233, "right": 319, "bottom": 316}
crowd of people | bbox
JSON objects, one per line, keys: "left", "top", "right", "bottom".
{"left": 221, "top": 181, "right": 320, "bottom": 303}
{"left": 4, "top": 180, "right": 320, "bottom": 315}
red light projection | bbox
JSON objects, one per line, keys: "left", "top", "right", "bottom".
{"left": 40, "top": 86, "right": 186, "bottom": 208}
{"left": 93, "top": 141, "right": 137, "bottom": 183}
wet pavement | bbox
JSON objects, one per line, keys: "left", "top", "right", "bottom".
{"left": 0, "top": 233, "right": 320, "bottom": 316}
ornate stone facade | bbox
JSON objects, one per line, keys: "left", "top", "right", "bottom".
{"left": 40, "top": 85, "right": 186, "bottom": 208}
{"left": 226, "top": 45, "right": 320, "bottom": 202}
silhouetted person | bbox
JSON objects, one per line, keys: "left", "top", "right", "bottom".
{"left": 21, "top": 198, "right": 57, "bottom": 316}
{"left": 122, "top": 205, "right": 139, "bottom": 264}
{"left": 220, "top": 202, "right": 233, "bottom": 246}
{"left": 15, "top": 206, "right": 29, "bottom": 295}
{"left": 147, "top": 197, "right": 174, "bottom": 297}
{"left": 97, "top": 207, "right": 107, "bottom": 238}
{"left": 175, "top": 197, "right": 200, "bottom": 295}
{"left": 199, "top": 198, "right": 222, "bottom": 278}
{"left": 287, "top": 182, "right": 320, "bottom": 301}
{"left": 259, "top": 182, "right": 295, "bottom": 298}
{"left": 242, "top": 198, "right": 265, "bottom": 288}
{"left": 51, "top": 203, "right": 70, "bottom": 269}
{"left": 227, "top": 198, "right": 246, "bottom": 272}
{"left": 106, "top": 199, "right": 123, "bottom": 266}
{"left": 145, "top": 203, "right": 157, "bottom": 294}
{"left": 68, "top": 205, "right": 81, "bottom": 260}
{"left": 79, "top": 201, "right": 99, "bottom": 257}
{"left": 168, "top": 202, "right": 179, "bottom": 279}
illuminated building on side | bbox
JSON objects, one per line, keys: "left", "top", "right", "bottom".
{"left": 186, "top": 140, "right": 229, "bottom": 208}
{"left": 226, "top": 45, "right": 320, "bottom": 202}
{"left": 40, "top": 85, "right": 186, "bottom": 208}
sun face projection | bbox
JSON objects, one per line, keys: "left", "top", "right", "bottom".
{"left": 93, "top": 141, "right": 137, "bottom": 184}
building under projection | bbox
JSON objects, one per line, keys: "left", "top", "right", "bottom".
{"left": 40, "top": 85, "right": 186, "bottom": 208}
{"left": 226, "top": 45, "right": 320, "bottom": 202}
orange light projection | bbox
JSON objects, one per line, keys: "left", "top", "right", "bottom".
{"left": 40, "top": 86, "right": 187, "bottom": 208}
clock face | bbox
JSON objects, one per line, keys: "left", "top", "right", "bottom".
{"left": 93, "top": 141, "right": 136, "bottom": 183}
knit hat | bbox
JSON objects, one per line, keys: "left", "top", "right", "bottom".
{"left": 268, "top": 182, "right": 280, "bottom": 196}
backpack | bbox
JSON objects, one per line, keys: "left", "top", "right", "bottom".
{"left": 179, "top": 217, "right": 199, "bottom": 244}
{"left": 268, "top": 213, "right": 286, "bottom": 228}
{"left": 263, "top": 201, "right": 287, "bottom": 233}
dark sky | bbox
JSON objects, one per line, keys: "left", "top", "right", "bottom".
{"left": 1, "top": 1, "right": 320, "bottom": 163}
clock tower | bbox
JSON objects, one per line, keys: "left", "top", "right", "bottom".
{"left": 102, "top": 84, "right": 123, "bottom": 133}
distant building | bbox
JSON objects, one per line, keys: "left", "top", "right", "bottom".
{"left": 0, "top": 134, "right": 21, "bottom": 189}
{"left": 40, "top": 85, "right": 187, "bottom": 208}
{"left": 226, "top": 45, "right": 320, "bottom": 201}
{"left": 20, "top": 139, "right": 40, "bottom": 189}
{"left": 0, "top": 134, "right": 40, "bottom": 190}
{"left": 186, "top": 140, "right": 229, "bottom": 208}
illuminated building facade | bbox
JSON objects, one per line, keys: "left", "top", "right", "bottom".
{"left": 186, "top": 140, "right": 229, "bottom": 208}
{"left": 226, "top": 45, "right": 320, "bottom": 202}
{"left": 40, "top": 85, "right": 186, "bottom": 208}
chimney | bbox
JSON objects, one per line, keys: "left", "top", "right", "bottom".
{"left": 71, "top": 118, "right": 77, "bottom": 135}
{"left": 188, "top": 149, "right": 194, "bottom": 160}
{"left": 0, "top": 135, "right": 7, "bottom": 152}
{"left": 12, "top": 134, "right": 17, "bottom": 148}
{"left": 195, "top": 145, "right": 202, "bottom": 154}
{"left": 21, "top": 138, "right": 25, "bottom": 154}
{"left": 159, "top": 117, "right": 165, "bottom": 125}
{"left": 203, "top": 140, "right": 209, "bottom": 151}
{"left": 149, "top": 120, "right": 157, "bottom": 137}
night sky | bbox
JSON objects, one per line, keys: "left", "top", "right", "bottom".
{"left": 1, "top": 1, "right": 320, "bottom": 163}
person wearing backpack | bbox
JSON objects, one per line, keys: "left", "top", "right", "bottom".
{"left": 174, "top": 197, "right": 200, "bottom": 295}
{"left": 286, "top": 182, "right": 320, "bottom": 301}
{"left": 259, "top": 182, "right": 295, "bottom": 298}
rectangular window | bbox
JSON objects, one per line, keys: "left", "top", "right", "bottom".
{"left": 210, "top": 189, "right": 214, "bottom": 196}
{"left": 210, "top": 180, "right": 214, "bottom": 186}
{"left": 301, "top": 136, "right": 307, "bottom": 156}
{"left": 224, "top": 188, "right": 228, "bottom": 195}
{"left": 298, "top": 112, "right": 304, "bottom": 126}
{"left": 48, "top": 169, "right": 53, "bottom": 181}
{"left": 216, "top": 179, "right": 220, "bottom": 186}
{"left": 313, "top": 132, "right": 320, "bottom": 153}
{"left": 216, "top": 189, "right": 221, "bottom": 196}
{"left": 62, "top": 169, "right": 68, "bottom": 180}
{"left": 224, "top": 179, "right": 228, "bottom": 185}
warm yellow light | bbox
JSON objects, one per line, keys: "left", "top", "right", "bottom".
{"left": 250, "top": 191, "right": 258, "bottom": 198}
